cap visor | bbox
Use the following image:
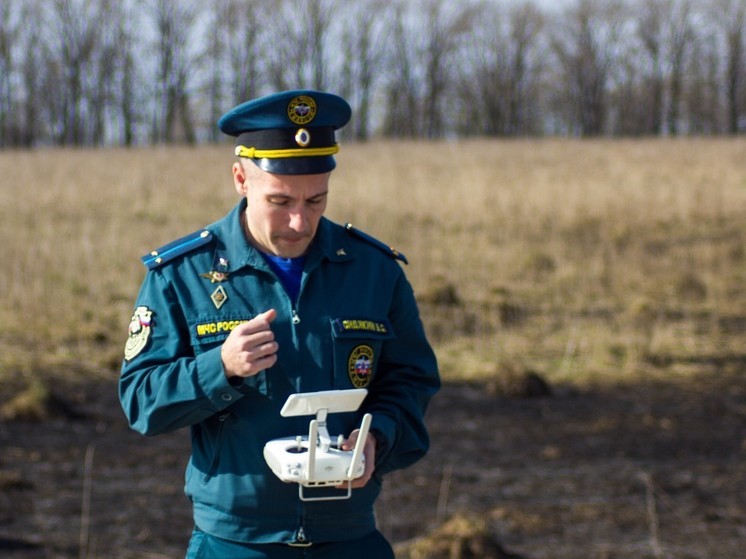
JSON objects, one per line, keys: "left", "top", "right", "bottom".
{"left": 251, "top": 156, "right": 336, "bottom": 175}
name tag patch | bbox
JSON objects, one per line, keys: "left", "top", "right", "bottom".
{"left": 332, "top": 317, "right": 393, "bottom": 339}
{"left": 195, "top": 319, "right": 249, "bottom": 338}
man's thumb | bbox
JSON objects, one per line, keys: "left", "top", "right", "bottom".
{"left": 258, "top": 308, "right": 277, "bottom": 323}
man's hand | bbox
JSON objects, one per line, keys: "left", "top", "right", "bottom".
{"left": 221, "top": 309, "right": 278, "bottom": 379}
{"left": 338, "top": 430, "right": 376, "bottom": 488}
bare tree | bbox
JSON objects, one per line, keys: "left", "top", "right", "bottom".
{"left": 88, "top": 0, "right": 124, "bottom": 146}
{"left": 686, "top": 24, "right": 722, "bottom": 134}
{"left": 613, "top": 43, "right": 647, "bottom": 135}
{"left": 0, "top": 0, "right": 21, "bottom": 146}
{"left": 50, "top": 0, "right": 102, "bottom": 145}
{"left": 307, "top": 0, "right": 335, "bottom": 90}
{"left": 666, "top": 0, "right": 694, "bottom": 135}
{"left": 17, "top": 1, "right": 47, "bottom": 147}
{"left": 710, "top": 0, "right": 746, "bottom": 134}
{"left": 458, "top": 1, "right": 544, "bottom": 136}
{"left": 263, "top": 3, "right": 294, "bottom": 92}
{"left": 148, "top": 0, "right": 201, "bottom": 144}
{"left": 455, "top": 4, "right": 501, "bottom": 137}
{"left": 115, "top": 1, "right": 141, "bottom": 147}
{"left": 1, "top": 0, "right": 743, "bottom": 146}
{"left": 420, "top": 0, "right": 477, "bottom": 138}
{"left": 382, "top": 1, "right": 421, "bottom": 138}
{"left": 506, "top": 2, "right": 545, "bottom": 135}
{"left": 263, "top": 0, "right": 336, "bottom": 91}
{"left": 339, "top": 0, "right": 391, "bottom": 140}
{"left": 550, "top": 0, "right": 625, "bottom": 136}
{"left": 205, "top": 0, "right": 226, "bottom": 143}
{"left": 635, "top": 0, "right": 670, "bottom": 134}
{"left": 383, "top": 0, "right": 477, "bottom": 138}
{"left": 223, "top": 0, "right": 264, "bottom": 106}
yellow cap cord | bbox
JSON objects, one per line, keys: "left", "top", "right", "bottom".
{"left": 235, "top": 145, "right": 339, "bottom": 159}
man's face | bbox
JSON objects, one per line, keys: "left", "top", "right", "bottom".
{"left": 234, "top": 161, "right": 330, "bottom": 258}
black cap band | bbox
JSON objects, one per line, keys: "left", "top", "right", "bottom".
{"left": 235, "top": 127, "right": 336, "bottom": 151}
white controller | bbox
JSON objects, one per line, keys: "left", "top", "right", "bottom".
{"left": 263, "top": 389, "right": 372, "bottom": 501}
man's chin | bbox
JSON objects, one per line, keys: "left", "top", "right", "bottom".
{"left": 273, "top": 241, "right": 310, "bottom": 259}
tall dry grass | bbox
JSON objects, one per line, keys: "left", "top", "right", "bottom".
{"left": 334, "top": 139, "right": 746, "bottom": 383}
{"left": 1, "top": 139, "right": 745, "bottom": 385}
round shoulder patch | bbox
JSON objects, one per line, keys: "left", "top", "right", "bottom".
{"left": 124, "top": 306, "right": 154, "bottom": 361}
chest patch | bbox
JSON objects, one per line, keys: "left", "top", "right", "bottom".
{"left": 195, "top": 319, "right": 249, "bottom": 339}
{"left": 348, "top": 344, "right": 374, "bottom": 388}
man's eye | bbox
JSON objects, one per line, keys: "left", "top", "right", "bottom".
{"left": 308, "top": 194, "right": 328, "bottom": 205}
{"left": 268, "top": 198, "right": 289, "bottom": 206}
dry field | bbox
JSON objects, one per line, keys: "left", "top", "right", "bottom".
{"left": 2, "top": 139, "right": 746, "bottom": 384}
{"left": 1, "top": 139, "right": 745, "bottom": 558}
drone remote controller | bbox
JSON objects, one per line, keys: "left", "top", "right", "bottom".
{"left": 263, "top": 389, "right": 372, "bottom": 501}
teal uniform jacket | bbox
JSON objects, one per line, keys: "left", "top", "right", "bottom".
{"left": 119, "top": 200, "right": 440, "bottom": 544}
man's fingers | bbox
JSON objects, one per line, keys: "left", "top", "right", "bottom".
{"left": 336, "top": 432, "right": 376, "bottom": 488}
{"left": 233, "top": 309, "right": 277, "bottom": 336}
{"left": 341, "top": 431, "right": 358, "bottom": 451}
{"left": 222, "top": 309, "right": 279, "bottom": 379}
{"left": 241, "top": 340, "right": 279, "bottom": 362}
{"left": 240, "top": 329, "right": 275, "bottom": 347}
{"left": 250, "top": 352, "right": 278, "bottom": 371}
{"left": 257, "top": 308, "right": 277, "bottom": 323}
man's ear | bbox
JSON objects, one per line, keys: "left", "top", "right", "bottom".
{"left": 233, "top": 161, "right": 248, "bottom": 195}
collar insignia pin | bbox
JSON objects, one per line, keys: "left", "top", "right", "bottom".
{"left": 200, "top": 270, "right": 230, "bottom": 283}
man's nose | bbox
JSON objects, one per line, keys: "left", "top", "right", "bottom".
{"left": 288, "top": 209, "right": 309, "bottom": 232}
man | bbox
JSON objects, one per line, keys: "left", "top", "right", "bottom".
{"left": 119, "top": 89, "right": 440, "bottom": 558}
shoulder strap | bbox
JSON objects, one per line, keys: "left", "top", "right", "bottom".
{"left": 141, "top": 229, "right": 214, "bottom": 270}
{"left": 344, "top": 223, "right": 408, "bottom": 265}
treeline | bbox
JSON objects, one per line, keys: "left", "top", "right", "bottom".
{"left": 0, "top": 0, "right": 744, "bottom": 148}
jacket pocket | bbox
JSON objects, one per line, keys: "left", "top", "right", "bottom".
{"left": 198, "top": 411, "right": 235, "bottom": 484}
{"left": 330, "top": 317, "right": 395, "bottom": 389}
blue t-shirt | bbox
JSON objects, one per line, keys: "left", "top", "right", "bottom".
{"left": 261, "top": 253, "right": 305, "bottom": 302}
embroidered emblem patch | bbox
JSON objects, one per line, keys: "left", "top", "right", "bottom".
{"left": 348, "top": 344, "right": 374, "bottom": 388}
{"left": 124, "top": 306, "right": 153, "bottom": 361}
{"left": 287, "top": 95, "right": 316, "bottom": 125}
{"left": 211, "top": 285, "right": 228, "bottom": 309}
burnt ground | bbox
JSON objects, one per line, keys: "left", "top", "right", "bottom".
{"left": 1, "top": 370, "right": 745, "bottom": 559}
